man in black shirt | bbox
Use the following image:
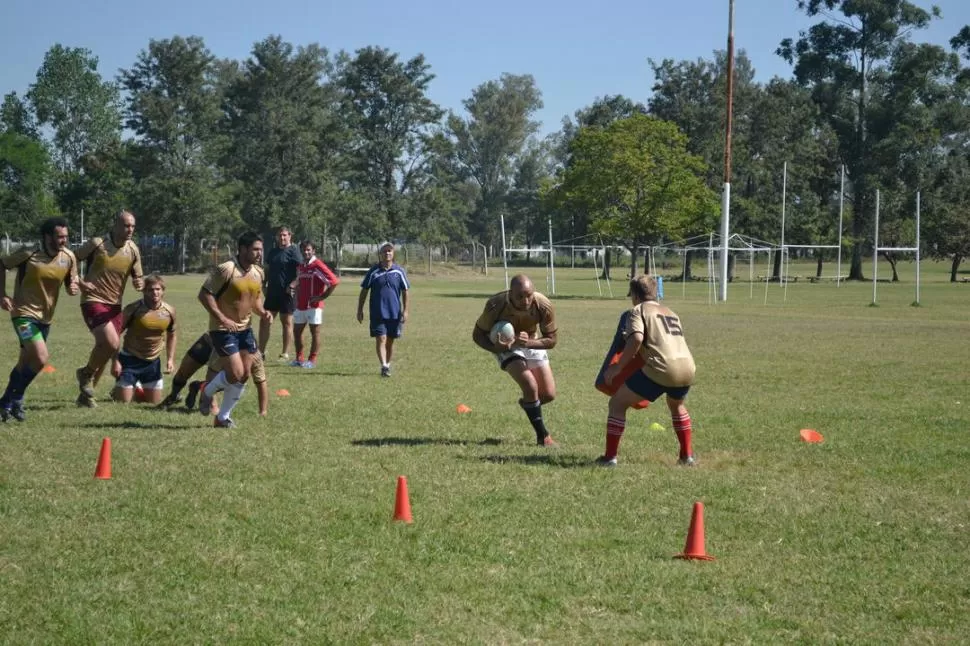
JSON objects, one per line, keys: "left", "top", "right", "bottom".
{"left": 258, "top": 226, "right": 302, "bottom": 361}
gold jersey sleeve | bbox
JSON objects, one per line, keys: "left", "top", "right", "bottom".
{"left": 3, "top": 246, "right": 77, "bottom": 324}
{"left": 202, "top": 260, "right": 264, "bottom": 331}
{"left": 627, "top": 301, "right": 695, "bottom": 388}
{"left": 121, "top": 300, "right": 176, "bottom": 361}
{"left": 78, "top": 236, "right": 142, "bottom": 305}
{"left": 475, "top": 291, "right": 557, "bottom": 339}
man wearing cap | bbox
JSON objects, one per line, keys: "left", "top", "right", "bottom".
{"left": 356, "top": 242, "right": 410, "bottom": 377}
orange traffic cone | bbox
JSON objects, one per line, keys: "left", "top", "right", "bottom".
{"left": 393, "top": 475, "right": 413, "bottom": 523}
{"left": 94, "top": 438, "right": 112, "bottom": 480}
{"left": 276, "top": 389, "right": 291, "bottom": 397}
{"left": 42, "top": 365, "right": 56, "bottom": 374}
{"left": 674, "top": 501, "right": 715, "bottom": 561}
{"left": 456, "top": 404, "right": 471, "bottom": 414}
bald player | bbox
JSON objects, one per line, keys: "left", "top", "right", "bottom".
{"left": 196, "top": 231, "right": 272, "bottom": 428}
{"left": 74, "top": 209, "right": 145, "bottom": 407}
{"left": 109, "top": 274, "right": 176, "bottom": 405}
{"left": 473, "top": 274, "right": 559, "bottom": 447}
{"left": 598, "top": 274, "right": 697, "bottom": 467}
{"left": 0, "top": 217, "right": 80, "bottom": 422}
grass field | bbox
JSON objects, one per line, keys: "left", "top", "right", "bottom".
{"left": 1, "top": 258, "right": 968, "bottom": 644}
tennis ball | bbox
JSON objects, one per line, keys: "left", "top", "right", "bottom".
{"left": 649, "top": 422, "right": 665, "bottom": 432}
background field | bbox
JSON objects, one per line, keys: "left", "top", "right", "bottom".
{"left": 1, "top": 260, "right": 968, "bottom": 644}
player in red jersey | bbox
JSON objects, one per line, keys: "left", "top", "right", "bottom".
{"left": 290, "top": 240, "right": 340, "bottom": 369}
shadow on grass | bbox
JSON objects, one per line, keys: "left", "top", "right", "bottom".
{"left": 353, "top": 436, "right": 503, "bottom": 447}
{"left": 74, "top": 421, "right": 191, "bottom": 430}
{"left": 479, "top": 453, "right": 593, "bottom": 468}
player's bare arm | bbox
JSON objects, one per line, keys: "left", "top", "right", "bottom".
{"left": 198, "top": 288, "right": 234, "bottom": 330}
{"left": 165, "top": 329, "right": 177, "bottom": 373}
{"left": 356, "top": 289, "right": 368, "bottom": 323}
{"left": 515, "top": 329, "right": 557, "bottom": 351}
{"left": 401, "top": 289, "right": 410, "bottom": 323}
{"left": 254, "top": 294, "right": 272, "bottom": 322}
{"left": 605, "top": 332, "right": 643, "bottom": 385}
{"left": 0, "top": 264, "right": 10, "bottom": 310}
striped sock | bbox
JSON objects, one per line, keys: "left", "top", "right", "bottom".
{"left": 672, "top": 411, "right": 692, "bottom": 461}
{"left": 605, "top": 416, "right": 626, "bottom": 459}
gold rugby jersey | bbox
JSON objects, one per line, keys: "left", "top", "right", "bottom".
{"left": 121, "top": 300, "right": 176, "bottom": 361}
{"left": 202, "top": 259, "right": 264, "bottom": 332}
{"left": 2, "top": 245, "right": 78, "bottom": 324}
{"left": 475, "top": 291, "right": 557, "bottom": 340}
{"left": 76, "top": 235, "right": 143, "bottom": 305}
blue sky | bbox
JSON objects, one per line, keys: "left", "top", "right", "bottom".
{"left": 2, "top": 0, "right": 969, "bottom": 135}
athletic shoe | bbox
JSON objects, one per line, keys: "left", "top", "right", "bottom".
{"left": 677, "top": 455, "right": 697, "bottom": 467}
{"left": 538, "top": 435, "right": 558, "bottom": 448}
{"left": 213, "top": 417, "right": 236, "bottom": 428}
{"left": 76, "top": 393, "right": 97, "bottom": 408}
{"left": 157, "top": 392, "right": 182, "bottom": 409}
{"left": 198, "top": 385, "right": 213, "bottom": 416}
{"left": 380, "top": 366, "right": 390, "bottom": 378}
{"left": 0, "top": 405, "right": 8, "bottom": 423}
{"left": 594, "top": 455, "right": 618, "bottom": 467}
{"left": 302, "top": 360, "right": 316, "bottom": 369}
{"left": 76, "top": 367, "right": 95, "bottom": 398}
{"left": 184, "top": 381, "right": 201, "bottom": 409}
{"left": 8, "top": 400, "right": 25, "bottom": 422}
{"left": 278, "top": 353, "right": 290, "bottom": 362}
{"left": 289, "top": 359, "right": 304, "bottom": 367}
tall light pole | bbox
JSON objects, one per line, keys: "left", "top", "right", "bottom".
{"left": 718, "top": 0, "right": 736, "bottom": 302}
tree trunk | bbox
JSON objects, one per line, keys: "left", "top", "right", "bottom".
{"left": 772, "top": 249, "right": 782, "bottom": 281}
{"left": 682, "top": 251, "right": 693, "bottom": 281}
{"left": 600, "top": 247, "right": 612, "bottom": 280}
{"left": 629, "top": 245, "right": 639, "bottom": 278}
{"left": 727, "top": 253, "right": 735, "bottom": 283}
{"left": 643, "top": 247, "right": 650, "bottom": 274}
{"left": 886, "top": 252, "right": 899, "bottom": 282}
{"left": 950, "top": 254, "right": 962, "bottom": 282}
{"left": 849, "top": 186, "right": 866, "bottom": 280}
{"left": 816, "top": 254, "right": 823, "bottom": 278}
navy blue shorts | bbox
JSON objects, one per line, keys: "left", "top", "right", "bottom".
{"left": 186, "top": 334, "right": 213, "bottom": 365}
{"left": 117, "top": 352, "right": 163, "bottom": 389}
{"left": 624, "top": 370, "right": 691, "bottom": 402}
{"left": 370, "top": 318, "right": 403, "bottom": 339}
{"left": 210, "top": 328, "right": 258, "bottom": 357}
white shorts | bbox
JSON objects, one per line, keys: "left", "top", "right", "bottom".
{"left": 293, "top": 308, "right": 323, "bottom": 326}
{"left": 495, "top": 347, "right": 549, "bottom": 370}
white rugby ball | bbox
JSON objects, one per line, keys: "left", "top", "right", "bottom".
{"left": 489, "top": 320, "right": 515, "bottom": 345}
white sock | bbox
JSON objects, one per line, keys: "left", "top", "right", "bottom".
{"left": 204, "top": 371, "right": 229, "bottom": 396}
{"left": 217, "top": 382, "right": 245, "bottom": 421}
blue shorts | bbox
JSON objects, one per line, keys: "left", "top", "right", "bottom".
{"left": 624, "top": 370, "right": 691, "bottom": 402}
{"left": 370, "top": 318, "right": 403, "bottom": 339}
{"left": 210, "top": 328, "right": 258, "bottom": 357}
{"left": 12, "top": 317, "right": 50, "bottom": 346}
{"left": 117, "top": 352, "right": 163, "bottom": 389}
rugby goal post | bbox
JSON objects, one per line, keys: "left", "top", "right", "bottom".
{"left": 871, "top": 189, "right": 921, "bottom": 306}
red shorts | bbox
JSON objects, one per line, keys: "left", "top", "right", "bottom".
{"left": 81, "top": 302, "right": 123, "bottom": 333}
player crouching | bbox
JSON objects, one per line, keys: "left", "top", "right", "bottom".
{"left": 109, "top": 274, "right": 176, "bottom": 405}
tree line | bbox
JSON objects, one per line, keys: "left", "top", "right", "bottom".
{"left": 1, "top": 1, "right": 969, "bottom": 280}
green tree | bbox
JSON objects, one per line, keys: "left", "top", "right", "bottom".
{"left": 447, "top": 74, "right": 543, "bottom": 246}
{"left": 556, "top": 115, "right": 717, "bottom": 277}
{"left": 121, "top": 36, "right": 237, "bottom": 270}
{"left": 222, "top": 36, "right": 345, "bottom": 238}
{"left": 336, "top": 47, "right": 444, "bottom": 236}
{"left": 0, "top": 92, "right": 55, "bottom": 237}
{"left": 778, "top": 0, "right": 942, "bottom": 280}
{"left": 27, "top": 45, "right": 122, "bottom": 176}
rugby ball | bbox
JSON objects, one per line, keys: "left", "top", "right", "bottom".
{"left": 489, "top": 320, "right": 515, "bottom": 345}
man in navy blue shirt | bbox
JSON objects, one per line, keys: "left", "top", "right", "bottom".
{"left": 258, "top": 226, "right": 302, "bottom": 361}
{"left": 356, "top": 242, "right": 410, "bottom": 377}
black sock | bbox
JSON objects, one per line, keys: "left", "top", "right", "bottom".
{"left": 519, "top": 399, "right": 548, "bottom": 442}
{"left": 171, "top": 377, "right": 187, "bottom": 397}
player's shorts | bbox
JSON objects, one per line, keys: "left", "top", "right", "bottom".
{"left": 370, "top": 318, "right": 403, "bottom": 338}
{"left": 116, "top": 351, "right": 164, "bottom": 390}
{"left": 496, "top": 347, "right": 549, "bottom": 370}
{"left": 624, "top": 370, "right": 691, "bottom": 403}
{"left": 264, "top": 290, "right": 295, "bottom": 315}
{"left": 12, "top": 317, "right": 50, "bottom": 346}
{"left": 210, "top": 328, "right": 257, "bottom": 357}
{"left": 187, "top": 333, "right": 213, "bottom": 365}
{"left": 293, "top": 308, "right": 323, "bottom": 326}
{"left": 81, "top": 302, "right": 123, "bottom": 333}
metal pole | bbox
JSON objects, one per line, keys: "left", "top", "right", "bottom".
{"left": 872, "top": 189, "right": 880, "bottom": 305}
{"left": 837, "top": 165, "right": 845, "bottom": 287}
{"left": 915, "top": 191, "right": 921, "bottom": 305}
{"left": 782, "top": 161, "right": 789, "bottom": 302}
{"left": 500, "top": 214, "right": 509, "bottom": 289}
{"left": 548, "top": 218, "right": 555, "bottom": 295}
{"left": 718, "top": 0, "right": 735, "bottom": 302}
